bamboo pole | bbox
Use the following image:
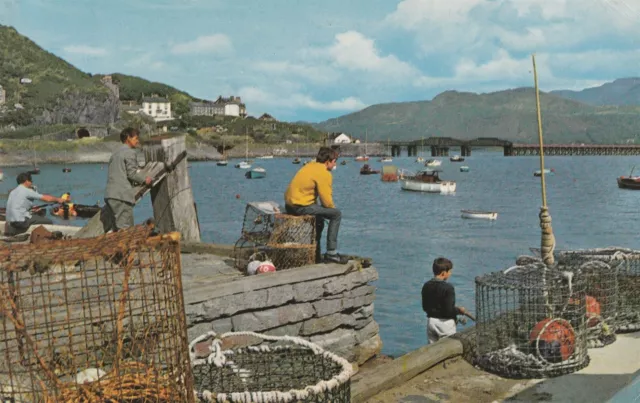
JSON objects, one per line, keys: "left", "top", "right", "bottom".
{"left": 532, "top": 54, "right": 556, "bottom": 266}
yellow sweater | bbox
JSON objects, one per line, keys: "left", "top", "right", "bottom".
{"left": 285, "top": 162, "right": 335, "bottom": 208}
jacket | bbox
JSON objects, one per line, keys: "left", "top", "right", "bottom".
{"left": 104, "top": 145, "right": 147, "bottom": 204}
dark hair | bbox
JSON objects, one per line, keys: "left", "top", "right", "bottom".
{"left": 16, "top": 172, "right": 32, "bottom": 185}
{"left": 119, "top": 127, "right": 140, "bottom": 143}
{"left": 316, "top": 147, "right": 339, "bottom": 163}
{"left": 432, "top": 257, "right": 453, "bottom": 276}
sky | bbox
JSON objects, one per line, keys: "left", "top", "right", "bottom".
{"left": 1, "top": 0, "right": 640, "bottom": 122}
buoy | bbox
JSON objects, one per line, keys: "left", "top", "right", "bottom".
{"left": 236, "top": 194, "right": 241, "bottom": 199}
{"left": 529, "top": 318, "right": 576, "bottom": 363}
{"left": 586, "top": 295, "right": 602, "bottom": 327}
{"left": 247, "top": 260, "right": 261, "bottom": 275}
{"left": 256, "top": 260, "right": 276, "bottom": 274}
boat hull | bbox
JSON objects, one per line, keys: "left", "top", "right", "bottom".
{"left": 401, "top": 179, "right": 456, "bottom": 194}
{"left": 235, "top": 162, "right": 251, "bottom": 169}
{"left": 245, "top": 170, "right": 266, "bottom": 179}
{"left": 617, "top": 177, "right": 640, "bottom": 190}
{"left": 460, "top": 166, "right": 470, "bottom": 172}
{"left": 217, "top": 161, "right": 228, "bottom": 166}
{"left": 425, "top": 160, "right": 442, "bottom": 167}
{"left": 461, "top": 210, "right": 497, "bottom": 220}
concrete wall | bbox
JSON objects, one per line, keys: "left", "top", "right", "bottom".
{"left": 183, "top": 263, "right": 382, "bottom": 364}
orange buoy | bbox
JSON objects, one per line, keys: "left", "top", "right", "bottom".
{"left": 529, "top": 318, "right": 576, "bottom": 363}
{"left": 585, "top": 295, "right": 602, "bottom": 327}
{"left": 236, "top": 194, "right": 241, "bottom": 199}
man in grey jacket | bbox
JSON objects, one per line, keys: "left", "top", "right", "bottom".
{"left": 102, "top": 127, "right": 152, "bottom": 232}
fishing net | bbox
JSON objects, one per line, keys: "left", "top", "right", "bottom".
{"left": 475, "top": 263, "right": 590, "bottom": 379}
{"left": 0, "top": 224, "right": 195, "bottom": 402}
{"left": 530, "top": 247, "right": 640, "bottom": 333}
{"left": 234, "top": 202, "right": 315, "bottom": 273}
{"left": 189, "top": 331, "right": 352, "bottom": 402}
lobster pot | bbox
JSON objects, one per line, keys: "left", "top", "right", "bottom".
{"left": 234, "top": 201, "right": 316, "bottom": 272}
{"left": 381, "top": 165, "right": 399, "bottom": 182}
{"left": 531, "top": 247, "right": 640, "bottom": 333}
{"left": 0, "top": 225, "right": 194, "bottom": 403}
{"left": 475, "top": 263, "right": 590, "bottom": 379}
{"left": 554, "top": 257, "right": 619, "bottom": 348}
{"left": 189, "top": 332, "right": 352, "bottom": 403}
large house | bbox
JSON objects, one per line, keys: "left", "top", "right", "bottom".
{"left": 189, "top": 95, "right": 247, "bottom": 118}
{"left": 0, "top": 85, "right": 5, "bottom": 105}
{"left": 142, "top": 95, "right": 173, "bottom": 122}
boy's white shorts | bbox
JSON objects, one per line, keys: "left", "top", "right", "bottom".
{"left": 427, "top": 317, "right": 456, "bottom": 344}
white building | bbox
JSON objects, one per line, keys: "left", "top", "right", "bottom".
{"left": 189, "top": 95, "right": 247, "bottom": 118}
{"left": 142, "top": 95, "right": 173, "bottom": 122}
{"left": 20, "top": 78, "right": 32, "bottom": 84}
{"left": 332, "top": 133, "right": 352, "bottom": 144}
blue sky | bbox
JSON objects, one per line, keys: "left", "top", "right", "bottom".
{"left": 2, "top": 0, "right": 640, "bottom": 122}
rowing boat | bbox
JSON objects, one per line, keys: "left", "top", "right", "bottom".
{"left": 461, "top": 210, "right": 498, "bottom": 220}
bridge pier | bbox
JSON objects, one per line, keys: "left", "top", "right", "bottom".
{"left": 431, "top": 146, "right": 449, "bottom": 157}
{"left": 461, "top": 146, "right": 471, "bottom": 157}
{"left": 407, "top": 145, "right": 417, "bottom": 157}
{"left": 391, "top": 145, "right": 401, "bottom": 157}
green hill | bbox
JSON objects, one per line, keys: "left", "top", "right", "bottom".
{"left": 0, "top": 24, "right": 117, "bottom": 126}
{"left": 551, "top": 78, "right": 640, "bottom": 106}
{"left": 315, "top": 88, "right": 640, "bottom": 144}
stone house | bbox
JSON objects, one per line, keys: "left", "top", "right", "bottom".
{"left": 330, "top": 133, "right": 352, "bottom": 144}
{"left": 189, "top": 95, "right": 247, "bottom": 118}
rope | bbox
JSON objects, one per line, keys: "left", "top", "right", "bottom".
{"left": 539, "top": 207, "right": 556, "bottom": 266}
{"left": 188, "top": 331, "right": 353, "bottom": 403}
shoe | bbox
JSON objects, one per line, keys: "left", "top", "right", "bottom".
{"left": 323, "top": 253, "right": 349, "bottom": 264}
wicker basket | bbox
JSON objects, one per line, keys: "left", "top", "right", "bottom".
{"left": 189, "top": 331, "right": 352, "bottom": 402}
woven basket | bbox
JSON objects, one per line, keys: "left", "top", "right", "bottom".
{"left": 189, "top": 331, "right": 352, "bottom": 402}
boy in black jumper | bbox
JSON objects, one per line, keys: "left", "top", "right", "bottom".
{"left": 421, "top": 257, "right": 468, "bottom": 343}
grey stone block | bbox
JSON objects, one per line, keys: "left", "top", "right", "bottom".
{"left": 310, "top": 327, "right": 356, "bottom": 352}
{"left": 312, "top": 298, "right": 344, "bottom": 317}
{"left": 353, "top": 333, "right": 382, "bottom": 365}
{"left": 187, "top": 322, "right": 214, "bottom": 341}
{"left": 353, "top": 303, "right": 374, "bottom": 319}
{"left": 211, "top": 317, "right": 233, "bottom": 333}
{"left": 263, "top": 322, "right": 303, "bottom": 337}
{"left": 354, "top": 315, "right": 373, "bottom": 330}
{"left": 231, "top": 303, "right": 315, "bottom": 332}
{"left": 266, "top": 284, "right": 294, "bottom": 306}
{"left": 202, "top": 289, "right": 268, "bottom": 319}
{"left": 322, "top": 268, "right": 378, "bottom": 295}
{"left": 355, "top": 320, "right": 379, "bottom": 343}
{"left": 292, "top": 278, "right": 328, "bottom": 302}
{"left": 300, "top": 313, "right": 355, "bottom": 336}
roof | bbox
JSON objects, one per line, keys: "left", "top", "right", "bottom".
{"left": 142, "top": 97, "right": 169, "bottom": 103}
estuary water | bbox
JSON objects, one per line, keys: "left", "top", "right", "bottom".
{"left": 2, "top": 151, "right": 639, "bottom": 357}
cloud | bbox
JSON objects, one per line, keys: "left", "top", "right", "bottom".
{"left": 170, "top": 34, "right": 232, "bottom": 55}
{"left": 253, "top": 61, "right": 340, "bottom": 84}
{"left": 239, "top": 86, "right": 366, "bottom": 114}
{"left": 62, "top": 45, "right": 108, "bottom": 56}
{"left": 125, "top": 52, "right": 167, "bottom": 71}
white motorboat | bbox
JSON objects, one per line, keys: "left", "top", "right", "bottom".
{"left": 415, "top": 157, "right": 424, "bottom": 163}
{"left": 461, "top": 210, "right": 498, "bottom": 220}
{"left": 235, "top": 161, "right": 251, "bottom": 169}
{"left": 380, "top": 157, "right": 393, "bottom": 163}
{"left": 425, "top": 159, "right": 442, "bottom": 167}
{"left": 258, "top": 155, "right": 274, "bottom": 159}
{"left": 216, "top": 160, "right": 228, "bottom": 166}
{"left": 400, "top": 169, "right": 456, "bottom": 194}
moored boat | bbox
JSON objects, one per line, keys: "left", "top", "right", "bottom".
{"left": 415, "top": 157, "right": 424, "bottom": 163}
{"left": 425, "top": 159, "right": 442, "bottom": 167}
{"left": 245, "top": 167, "right": 266, "bottom": 179}
{"left": 380, "top": 157, "right": 393, "bottom": 163}
{"left": 461, "top": 210, "right": 498, "bottom": 220}
{"left": 359, "top": 164, "right": 380, "bottom": 175}
{"left": 460, "top": 166, "right": 470, "bottom": 172}
{"left": 258, "top": 155, "right": 274, "bottom": 159}
{"left": 355, "top": 155, "right": 369, "bottom": 162}
{"left": 340, "top": 160, "right": 347, "bottom": 166}
{"left": 534, "top": 168, "right": 554, "bottom": 177}
{"left": 450, "top": 155, "right": 465, "bottom": 162}
{"left": 400, "top": 169, "right": 456, "bottom": 194}
{"left": 292, "top": 157, "right": 301, "bottom": 164}
{"left": 381, "top": 165, "right": 399, "bottom": 182}
{"left": 217, "top": 160, "right": 229, "bottom": 166}
{"left": 0, "top": 170, "right": 4, "bottom": 181}
{"left": 618, "top": 166, "right": 640, "bottom": 189}
{"left": 235, "top": 161, "right": 251, "bottom": 169}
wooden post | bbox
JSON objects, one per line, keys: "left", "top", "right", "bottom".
{"left": 144, "top": 134, "right": 201, "bottom": 242}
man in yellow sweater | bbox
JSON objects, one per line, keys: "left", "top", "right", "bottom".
{"left": 285, "top": 147, "right": 348, "bottom": 264}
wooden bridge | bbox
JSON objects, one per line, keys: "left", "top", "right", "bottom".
{"left": 382, "top": 137, "right": 640, "bottom": 157}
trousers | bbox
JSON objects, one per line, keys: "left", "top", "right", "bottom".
{"left": 426, "top": 317, "right": 457, "bottom": 344}
{"left": 285, "top": 203, "right": 342, "bottom": 263}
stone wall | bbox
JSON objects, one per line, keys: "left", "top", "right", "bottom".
{"left": 183, "top": 262, "right": 381, "bottom": 365}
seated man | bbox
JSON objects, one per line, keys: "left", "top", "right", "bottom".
{"left": 5, "top": 172, "right": 66, "bottom": 235}
{"left": 284, "top": 147, "right": 348, "bottom": 264}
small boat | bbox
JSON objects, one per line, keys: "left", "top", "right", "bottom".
{"left": 461, "top": 210, "right": 498, "bottom": 220}
{"left": 381, "top": 165, "right": 399, "bottom": 182}
{"left": 62, "top": 167, "right": 72, "bottom": 173}
{"left": 425, "top": 159, "right": 442, "bottom": 167}
{"left": 245, "top": 167, "right": 266, "bottom": 179}
{"left": 51, "top": 203, "right": 101, "bottom": 219}
{"left": 618, "top": 166, "right": 640, "bottom": 189}
{"left": 359, "top": 164, "right": 380, "bottom": 175}
{"left": 216, "top": 160, "right": 229, "bottom": 166}
{"left": 534, "top": 168, "right": 554, "bottom": 177}
{"left": 235, "top": 161, "right": 251, "bottom": 169}
{"left": 400, "top": 169, "right": 456, "bottom": 194}
{"left": 28, "top": 167, "right": 40, "bottom": 175}
{"left": 292, "top": 158, "right": 301, "bottom": 164}
{"left": 415, "top": 157, "right": 424, "bottom": 163}
{"left": 0, "top": 206, "right": 46, "bottom": 221}
{"left": 450, "top": 155, "right": 465, "bottom": 162}
{"left": 379, "top": 157, "right": 393, "bottom": 163}
{"left": 355, "top": 155, "right": 369, "bottom": 162}
{"left": 460, "top": 166, "right": 470, "bottom": 172}
{"left": 340, "top": 160, "right": 347, "bottom": 166}
{"left": 258, "top": 155, "right": 274, "bottom": 159}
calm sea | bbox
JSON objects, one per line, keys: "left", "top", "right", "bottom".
{"left": 2, "top": 151, "right": 638, "bottom": 357}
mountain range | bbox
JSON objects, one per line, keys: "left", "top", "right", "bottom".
{"left": 2, "top": 24, "right": 640, "bottom": 144}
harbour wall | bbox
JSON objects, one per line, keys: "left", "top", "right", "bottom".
{"left": 181, "top": 249, "right": 382, "bottom": 365}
